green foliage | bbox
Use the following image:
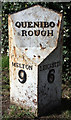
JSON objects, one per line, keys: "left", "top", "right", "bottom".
{"left": 0, "top": 56, "right": 2, "bottom": 70}
{"left": 3, "top": 104, "right": 35, "bottom": 119}
{"left": 1, "top": 2, "right": 71, "bottom": 82}
{"left": 2, "top": 55, "right": 9, "bottom": 69}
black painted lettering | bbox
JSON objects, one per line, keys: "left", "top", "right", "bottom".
{"left": 22, "top": 30, "right": 27, "bottom": 36}
{"left": 29, "top": 66, "right": 33, "bottom": 70}
{"left": 48, "top": 69, "right": 55, "bottom": 83}
{"left": 28, "top": 30, "right": 33, "bottom": 36}
{"left": 40, "top": 22, "right": 44, "bottom": 28}
{"left": 47, "top": 64, "right": 50, "bottom": 69}
{"left": 56, "top": 61, "right": 60, "bottom": 67}
{"left": 43, "top": 65, "right": 47, "bottom": 70}
{"left": 40, "top": 61, "right": 61, "bottom": 71}
{"left": 12, "top": 62, "right": 15, "bottom": 66}
{"left": 12, "top": 62, "right": 18, "bottom": 67}
{"left": 28, "top": 22, "right": 33, "bottom": 28}
{"left": 15, "top": 21, "right": 21, "bottom": 28}
{"left": 22, "top": 64, "right": 25, "bottom": 69}
{"left": 19, "top": 63, "right": 23, "bottom": 68}
{"left": 34, "top": 30, "right": 40, "bottom": 36}
{"left": 50, "top": 21, "right": 55, "bottom": 28}
{"left": 15, "top": 63, "right": 19, "bottom": 67}
{"left": 34, "top": 22, "right": 39, "bottom": 28}
{"left": 47, "top": 30, "right": 53, "bottom": 36}
{"left": 44, "top": 22, "right": 49, "bottom": 28}
{"left": 41, "top": 30, "right": 46, "bottom": 36}
{"left": 51, "top": 63, "right": 56, "bottom": 68}
{"left": 21, "top": 22, "right": 27, "bottom": 28}
{"left": 18, "top": 70, "right": 26, "bottom": 84}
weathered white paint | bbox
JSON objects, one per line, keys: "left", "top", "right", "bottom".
{"left": 8, "top": 5, "right": 63, "bottom": 116}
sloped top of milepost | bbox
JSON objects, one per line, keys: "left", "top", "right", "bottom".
{"left": 8, "top": 5, "right": 62, "bottom": 65}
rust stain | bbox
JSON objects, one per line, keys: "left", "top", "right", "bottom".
{"left": 23, "top": 100, "right": 26, "bottom": 103}
{"left": 14, "top": 68, "right": 16, "bottom": 71}
{"left": 40, "top": 43, "right": 42, "bottom": 48}
{"left": 42, "top": 47, "right": 46, "bottom": 50}
{"left": 14, "top": 28, "right": 16, "bottom": 32}
{"left": 14, "top": 57, "right": 17, "bottom": 62}
{"left": 35, "top": 94, "right": 37, "bottom": 96}
{"left": 11, "top": 55, "right": 14, "bottom": 59}
{"left": 19, "top": 55, "right": 21, "bottom": 58}
{"left": 42, "top": 22, "right": 44, "bottom": 29}
{"left": 57, "top": 20, "right": 60, "bottom": 27}
{"left": 25, "top": 48, "right": 28, "bottom": 51}
{"left": 10, "top": 37, "right": 13, "bottom": 39}
{"left": 38, "top": 55, "right": 40, "bottom": 58}
{"left": 33, "top": 55, "right": 36, "bottom": 57}
{"left": 28, "top": 58, "right": 30, "bottom": 61}
{"left": 40, "top": 43, "right": 46, "bottom": 50}
{"left": 13, "top": 46, "right": 17, "bottom": 57}
{"left": 22, "top": 50, "right": 37, "bottom": 65}
{"left": 23, "top": 56, "right": 24, "bottom": 60}
{"left": 14, "top": 58, "right": 17, "bottom": 63}
{"left": 11, "top": 19, "right": 14, "bottom": 24}
{"left": 17, "top": 98, "right": 20, "bottom": 102}
{"left": 33, "top": 99, "right": 37, "bottom": 104}
{"left": 28, "top": 96, "right": 31, "bottom": 99}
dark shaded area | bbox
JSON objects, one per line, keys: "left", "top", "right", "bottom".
{"left": 2, "top": 118, "right": 70, "bottom": 120}
{"left": 37, "top": 98, "right": 71, "bottom": 117}
{"left": 46, "top": 98, "right": 71, "bottom": 115}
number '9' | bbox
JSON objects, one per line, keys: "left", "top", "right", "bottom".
{"left": 18, "top": 70, "right": 26, "bottom": 83}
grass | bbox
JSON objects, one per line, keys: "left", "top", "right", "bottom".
{"left": 2, "top": 104, "right": 35, "bottom": 119}
{"left": 2, "top": 54, "right": 71, "bottom": 119}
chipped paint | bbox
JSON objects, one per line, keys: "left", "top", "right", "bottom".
{"left": 8, "top": 5, "right": 63, "bottom": 116}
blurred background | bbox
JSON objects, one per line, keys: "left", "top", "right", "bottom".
{"left": 1, "top": 2, "right": 71, "bottom": 119}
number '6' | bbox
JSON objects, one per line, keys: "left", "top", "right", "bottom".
{"left": 48, "top": 69, "right": 55, "bottom": 83}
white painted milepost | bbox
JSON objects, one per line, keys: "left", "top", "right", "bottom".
{"left": 8, "top": 5, "right": 63, "bottom": 116}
